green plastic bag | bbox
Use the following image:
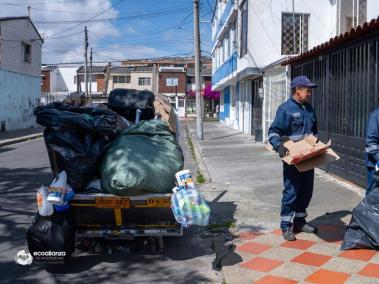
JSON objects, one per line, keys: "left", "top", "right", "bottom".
{"left": 100, "top": 120, "right": 184, "bottom": 196}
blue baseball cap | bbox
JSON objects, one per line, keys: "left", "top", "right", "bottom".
{"left": 291, "top": 76, "right": 318, "bottom": 89}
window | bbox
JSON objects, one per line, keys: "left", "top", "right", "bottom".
{"left": 22, "top": 42, "right": 31, "bottom": 63}
{"left": 138, "top": 77, "right": 151, "bottom": 85}
{"left": 337, "top": 0, "right": 367, "bottom": 34}
{"left": 230, "top": 22, "right": 236, "bottom": 53}
{"left": 113, "top": 75, "right": 131, "bottom": 84}
{"left": 166, "top": 77, "right": 178, "bottom": 86}
{"left": 240, "top": 0, "right": 248, "bottom": 57}
{"left": 281, "top": 13, "right": 309, "bottom": 55}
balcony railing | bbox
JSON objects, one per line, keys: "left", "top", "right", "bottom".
{"left": 212, "top": 51, "right": 237, "bottom": 86}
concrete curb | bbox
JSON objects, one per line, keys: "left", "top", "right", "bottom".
{"left": 184, "top": 122, "right": 212, "bottom": 184}
{"left": 0, "top": 133, "right": 43, "bottom": 147}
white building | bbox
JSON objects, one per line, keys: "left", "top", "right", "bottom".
{"left": 211, "top": 0, "right": 379, "bottom": 141}
{"left": 0, "top": 16, "right": 43, "bottom": 131}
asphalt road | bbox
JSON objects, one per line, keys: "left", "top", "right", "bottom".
{"left": 0, "top": 138, "right": 222, "bottom": 284}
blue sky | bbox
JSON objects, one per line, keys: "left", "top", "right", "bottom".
{"left": 0, "top": 0, "right": 215, "bottom": 64}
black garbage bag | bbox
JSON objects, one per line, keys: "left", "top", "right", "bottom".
{"left": 34, "top": 102, "right": 118, "bottom": 135}
{"left": 44, "top": 129, "right": 110, "bottom": 191}
{"left": 27, "top": 210, "right": 76, "bottom": 260}
{"left": 341, "top": 186, "right": 379, "bottom": 250}
{"left": 34, "top": 103, "right": 118, "bottom": 191}
{"left": 108, "top": 88, "right": 155, "bottom": 122}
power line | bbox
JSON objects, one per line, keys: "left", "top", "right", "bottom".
{"left": 35, "top": 5, "right": 191, "bottom": 24}
{"left": 46, "top": 0, "right": 126, "bottom": 38}
{"left": 30, "top": 7, "right": 94, "bottom": 15}
{"left": 0, "top": 0, "right": 83, "bottom": 5}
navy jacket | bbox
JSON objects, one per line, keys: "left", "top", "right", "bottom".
{"left": 365, "top": 108, "right": 379, "bottom": 168}
{"left": 268, "top": 97, "right": 318, "bottom": 151}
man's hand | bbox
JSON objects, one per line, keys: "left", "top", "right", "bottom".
{"left": 278, "top": 144, "right": 288, "bottom": 158}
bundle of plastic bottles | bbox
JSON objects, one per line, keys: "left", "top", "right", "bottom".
{"left": 170, "top": 170, "right": 210, "bottom": 228}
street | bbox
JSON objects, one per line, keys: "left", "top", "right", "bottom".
{"left": 0, "top": 138, "right": 222, "bottom": 284}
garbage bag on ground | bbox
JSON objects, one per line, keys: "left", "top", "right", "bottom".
{"left": 108, "top": 89, "right": 155, "bottom": 122}
{"left": 27, "top": 209, "right": 76, "bottom": 259}
{"left": 171, "top": 188, "right": 210, "bottom": 228}
{"left": 34, "top": 103, "right": 118, "bottom": 191}
{"left": 341, "top": 186, "right": 379, "bottom": 250}
{"left": 100, "top": 120, "right": 184, "bottom": 196}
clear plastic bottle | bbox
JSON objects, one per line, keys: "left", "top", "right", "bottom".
{"left": 47, "top": 171, "right": 67, "bottom": 204}
{"left": 37, "top": 186, "right": 54, "bottom": 216}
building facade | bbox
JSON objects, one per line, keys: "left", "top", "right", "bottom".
{"left": 0, "top": 16, "right": 43, "bottom": 131}
{"left": 211, "top": 0, "right": 379, "bottom": 140}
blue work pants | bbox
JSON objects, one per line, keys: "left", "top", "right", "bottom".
{"left": 280, "top": 163, "right": 314, "bottom": 231}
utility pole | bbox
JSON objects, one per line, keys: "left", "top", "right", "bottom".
{"left": 84, "top": 26, "right": 88, "bottom": 97}
{"left": 292, "top": 0, "right": 296, "bottom": 54}
{"left": 27, "top": 6, "right": 31, "bottom": 18}
{"left": 89, "top": 48, "right": 93, "bottom": 97}
{"left": 193, "top": 0, "right": 203, "bottom": 140}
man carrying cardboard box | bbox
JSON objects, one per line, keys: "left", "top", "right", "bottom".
{"left": 268, "top": 76, "right": 318, "bottom": 241}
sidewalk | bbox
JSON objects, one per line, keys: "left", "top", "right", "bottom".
{"left": 0, "top": 127, "right": 43, "bottom": 147}
{"left": 186, "top": 121, "right": 379, "bottom": 284}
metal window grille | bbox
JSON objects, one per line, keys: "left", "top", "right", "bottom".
{"left": 281, "top": 13, "right": 309, "bottom": 55}
{"left": 337, "top": 0, "right": 367, "bottom": 34}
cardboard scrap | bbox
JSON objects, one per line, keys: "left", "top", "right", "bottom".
{"left": 282, "top": 135, "right": 340, "bottom": 172}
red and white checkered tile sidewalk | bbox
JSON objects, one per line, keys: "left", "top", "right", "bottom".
{"left": 227, "top": 225, "right": 379, "bottom": 283}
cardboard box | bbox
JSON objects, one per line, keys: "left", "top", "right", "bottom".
{"left": 282, "top": 135, "right": 340, "bottom": 172}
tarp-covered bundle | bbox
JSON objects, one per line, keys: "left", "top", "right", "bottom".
{"left": 34, "top": 102, "right": 118, "bottom": 191}
{"left": 341, "top": 187, "right": 379, "bottom": 250}
{"left": 100, "top": 120, "right": 184, "bottom": 196}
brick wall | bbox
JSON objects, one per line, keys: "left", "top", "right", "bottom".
{"left": 158, "top": 72, "right": 186, "bottom": 93}
{"left": 41, "top": 70, "right": 50, "bottom": 93}
{"left": 96, "top": 74, "right": 104, "bottom": 92}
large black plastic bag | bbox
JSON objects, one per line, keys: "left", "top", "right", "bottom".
{"left": 108, "top": 89, "right": 155, "bottom": 122}
{"left": 44, "top": 129, "right": 110, "bottom": 191}
{"left": 34, "top": 102, "right": 118, "bottom": 134}
{"left": 100, "top": 120, "right": 184, "bottom": 196}
{"left": 34, "top": 103, "right": 118, "bottom": 191}
{"left": 341, "top": 186, "right": 379, "bottom": 250}
{"left": 27, "top": 210, "right": 76, "bottom": 259}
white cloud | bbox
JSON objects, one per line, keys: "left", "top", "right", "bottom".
{"left": 0, "top": 0, "right": 166, "bottom": 63}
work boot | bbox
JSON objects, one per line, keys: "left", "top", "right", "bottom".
{"left": 282, "top": 228, "right": 296, "bottom": 241}
{"left": 293, "top": 223, "right": 318, "bottom": 234}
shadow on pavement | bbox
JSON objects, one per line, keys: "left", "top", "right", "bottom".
{"left": 309, "top": 210, "right": 351, "bottom": 243}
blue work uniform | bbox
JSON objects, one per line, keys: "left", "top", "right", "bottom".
{"left": 268, "top": 97, "right": 318, "bottom": 231}
{"left": 365, "top": 108, "right": 379, "bottom": 195}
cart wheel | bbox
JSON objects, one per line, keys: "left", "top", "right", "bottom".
{"left": 150, "top": 237, "right": 156, "bottom": 253}
{"left": 157, "top": 236, "right": 165, "bottom": 253}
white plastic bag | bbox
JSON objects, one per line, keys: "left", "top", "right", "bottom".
{"left": 171, "top": 188, "right": 210, "bottom": 228}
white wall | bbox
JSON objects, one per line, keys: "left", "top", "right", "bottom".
{"left": 0, "top": 18, "right": 42, "bottom": 78}
{"left": 131, "top": 72, "right": 153, "bottom": 91}
{"left": 238, "top": 0, "right": 336, "bottom": 73}
{"left": 367, "top": 0, "right": 379, "bottom": 21}
{"left": 0, "top": 69, "right": 40, "bottom": 130}
{"left": 58, "top": 66, "right": 79, "bottom": 92}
